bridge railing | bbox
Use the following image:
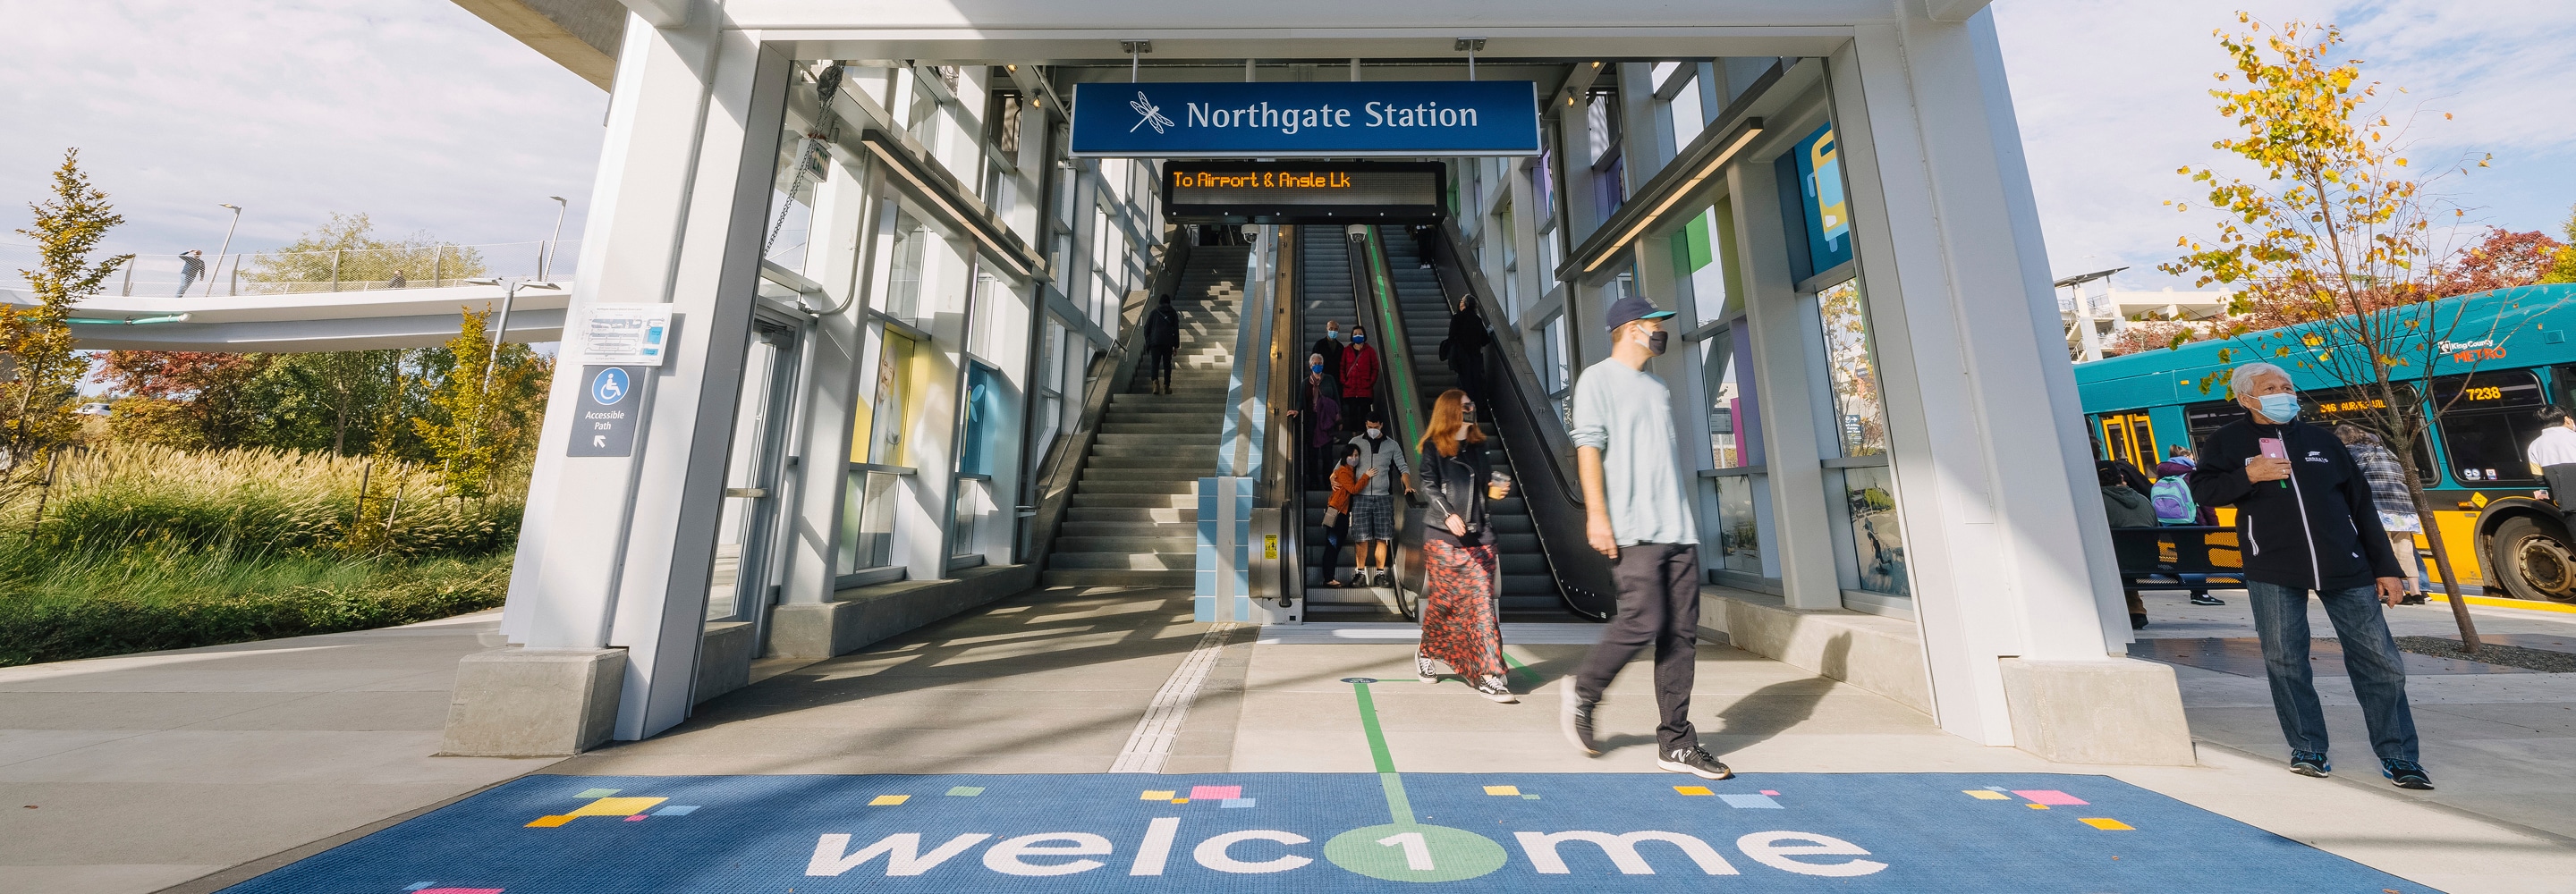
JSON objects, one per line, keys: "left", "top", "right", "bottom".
{"left": 0, "top": 240, "right": 581, "bottom": 299}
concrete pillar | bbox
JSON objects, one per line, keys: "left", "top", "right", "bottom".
{"left": 466, "top": 13, "right": 791, "bottom": 747}
{"left": 1823, "top": 7, "right": 2184, "bottom": 760}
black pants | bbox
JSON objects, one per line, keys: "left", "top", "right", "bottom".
{"left": 1148, "top": 347, "right": 1176, "bottom": 386}
{"left": 1451, "top": 352, "right": 1486, "bottom": 405}
{"left": 1340, "top": 395, "right": 1373, "bottom": 429}
{"left": 1572, "top": 543, "right": 1702, "bottom": 753}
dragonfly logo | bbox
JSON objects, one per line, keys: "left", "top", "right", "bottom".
{"left": 1130, "top": 91, "right": 1174, "bottom": 133}
{"left": 592, "top": 367, "right": 629, "bottom": 406}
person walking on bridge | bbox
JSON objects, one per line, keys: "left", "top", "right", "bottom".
{"left": 2190, "top": 362, "right": 2431, "bottom": 790}
{"left": 175, "top": 249, "right": 205, "bottom": 298}
{"left": 1141, "top": 293, "right": 1181, "bottom": 394}
{"left": 1561, "top": 296, "right": 1731, "bottom": 780}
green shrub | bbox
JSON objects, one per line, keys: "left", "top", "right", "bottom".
{"left": 0, "top": 554, "right": 510, "bottom": 666}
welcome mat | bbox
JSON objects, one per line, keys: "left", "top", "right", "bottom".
{"left": 218, "top": 771, "right": 2430, "bottom": 893}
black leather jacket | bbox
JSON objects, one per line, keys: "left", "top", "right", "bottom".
{"left": 1415, "top": 438, "right": 1494, "bottom": 547}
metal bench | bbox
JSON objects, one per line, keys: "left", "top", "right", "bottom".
{"left": 2110, "top": 526, "right": 2247, "bottom": 596}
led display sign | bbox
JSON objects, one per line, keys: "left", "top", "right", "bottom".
{"left": 1162, "top": 162, "right": 1446, "bottom": 223}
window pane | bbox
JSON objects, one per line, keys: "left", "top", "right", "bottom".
{"left": 836, "top": 469, "right": 900, "bottom": 574}
{"left": 1670, "top": 83, "right": 1705, "bottom": 150}
{"left": 1702, "top": 333, "right": 1746, "bottom": 468}
{"left": 1843, "top": 466, "right": 1909, "bottom": 595}
{"left": 1716, "top": 475, "right": 1761, "bottom": 575}
{"left": 2438, "top": 411, "right": 2546, "bottom": 485}
{"left": 1816, "top": 279, "right": 1888, "bottom": 457}
{"left": 884, "top": 208, "right": 929, "bottom": 320}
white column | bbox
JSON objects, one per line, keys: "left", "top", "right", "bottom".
{"left": 1826, "top": 8, "right": 2140, "bottom": 745}
{"left": 496, "top": 13, "right": 790, "bottom": 741}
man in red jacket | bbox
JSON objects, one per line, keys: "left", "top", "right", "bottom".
{"left": 1340, "top": 324, "right": 1380, "bottom": 429}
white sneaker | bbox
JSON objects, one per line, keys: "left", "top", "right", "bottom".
{"left": 1474, "top": 674, "right": 1517, "bottom": 703}
{"left": 1416, "top": 655, "right": 1442, "bottom": 681}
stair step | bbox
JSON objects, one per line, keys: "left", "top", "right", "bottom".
{"left": 1049, "top": 552, "right": 1194, "bottom": 569}
{"left": 1043, "top": 569, "right": 1195, "bottom": 586}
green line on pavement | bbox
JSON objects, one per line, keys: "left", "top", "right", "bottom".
{"left": 1349, "top": 679, "right": 1398, "bottom": 773}
{"left": 1343, "top": 678, "right": 1418, "bottom": 824}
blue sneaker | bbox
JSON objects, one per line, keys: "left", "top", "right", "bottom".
{"left": 2382, "top": 759, "right": 2434, "bottom": 790}
{"left": 2289, "top": 751, "right": 2332, "bottom": 778}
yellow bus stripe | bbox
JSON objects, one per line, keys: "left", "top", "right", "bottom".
{"left": 2423, "top": 594, "right": 2576, "bottom": 614}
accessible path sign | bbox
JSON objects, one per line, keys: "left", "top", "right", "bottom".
{"left": 1072, "top": 81, "right": 1540, "bottom": 157}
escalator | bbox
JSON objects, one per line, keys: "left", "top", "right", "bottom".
{"left": 1290, "top": 226, "right": 1395, "bottom": 619}
{"left": 1355, "top": 224, "right": 1617, "bottom": 622}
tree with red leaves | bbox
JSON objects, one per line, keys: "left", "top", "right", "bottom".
{"left": 97, "top": 351, "right": 272, "bottom": 450}
{"left": 2433, "top": 226, "right": 2564, "bottom": 298}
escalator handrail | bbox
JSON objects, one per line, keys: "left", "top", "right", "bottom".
{"left": 1427, "top": 220, "right": 1618, "bottom": 619}
{"left": 1261, "top": 225, "right": 1307, "bottom": 610}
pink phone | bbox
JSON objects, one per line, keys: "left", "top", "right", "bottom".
{"left": 2258, "top": 437, "right": 2287, "bottom": 460}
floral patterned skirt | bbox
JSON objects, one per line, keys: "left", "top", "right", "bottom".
{"left": 1419, "top": 539, "right": 1504, "bottom": 679}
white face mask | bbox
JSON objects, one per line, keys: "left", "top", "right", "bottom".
{"left": 1345, "top": 456, "right": 1360, "bottom": 468}
{"left": 1366, "top": 427, "right": 1383, "bottom": 440}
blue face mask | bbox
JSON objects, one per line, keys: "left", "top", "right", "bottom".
{"left": 1310, "top": 364, "right": 1323, "bottom": 375}
{"left": 1328, "top": 331, "right": 1343, "bottom": 342}
{"left": 2257, "top": 392, "right": 2301, "bottom": 423}
{"left": 1352, "top": 334, "right": 1366, "bottom": 345}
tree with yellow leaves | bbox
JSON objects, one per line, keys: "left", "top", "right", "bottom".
{"left": 6, "top": 149, "right": 132, "bottom": 477}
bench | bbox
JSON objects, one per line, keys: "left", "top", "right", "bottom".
{"left": 2110, "top": 526, "right": 2246, "bottom": 597}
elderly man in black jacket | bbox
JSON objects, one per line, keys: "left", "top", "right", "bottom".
{"left": 2190, "top": 361, "right": 2432, "bottom": 789}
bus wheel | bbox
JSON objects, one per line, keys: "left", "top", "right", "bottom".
{"left": 2490, "top": 515, "right": 2576, "bottom": 603}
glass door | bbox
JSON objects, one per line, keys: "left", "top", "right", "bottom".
{"left": 709, "top": 315, "right": 803, "bottom": 655}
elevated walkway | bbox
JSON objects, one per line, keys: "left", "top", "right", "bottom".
{"left": 0, "top": 283, "right": 570, "bottom": 351}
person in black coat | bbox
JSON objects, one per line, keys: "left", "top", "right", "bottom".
{"left": 1445, "top": 295, "right": 1491, "bottom": 404}
{"left": 1141, "top": 294, "right": 1181, "bottom": 394}
{"left": 2188, "top": 360, "right": 2432, "bottom": 790}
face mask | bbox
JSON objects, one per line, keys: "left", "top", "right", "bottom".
{"left": 1310, "top": 364, "right": 1323, "bottom": 375}
{"left": 1328, "top": 331, "right": 1343, "bottom": 342}
{"left": 1345, "top": 456, "right": 1360, "bottom": 468}
{"left": 1646, "top": 330, "right": 1670, "bottom": 356}
{"left": 1462, "top": 409, "right": 1476, "bottom": 423}
{"left": 1366, "top": 427, "right": 1383, "bottom": 440}
{"left": 2257, "top": 392, "right": 2301, "bottom": 423}
{"left": 1352, "top": 334, "right": 1366, "bottom": 345}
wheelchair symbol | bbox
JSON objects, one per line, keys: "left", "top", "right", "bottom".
{"left": 592, "top": 367, "right": 629, "bottom": 406}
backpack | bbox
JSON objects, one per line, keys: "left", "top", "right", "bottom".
{"left": 2149, "top": 477, "right": 2198, "bottom": 526}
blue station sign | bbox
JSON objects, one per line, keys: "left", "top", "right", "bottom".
{"left": 1070, "top": 80, "right": 1541, "bottom": 157}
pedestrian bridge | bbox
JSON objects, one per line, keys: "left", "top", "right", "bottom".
{"left": 0, "top": 282, "right": 572, "bottom": 351}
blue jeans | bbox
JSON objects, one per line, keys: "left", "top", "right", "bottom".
{"left": 2245, "top": 580, "right": 2419, "bottom": 763}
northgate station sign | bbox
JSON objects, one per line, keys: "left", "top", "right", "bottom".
{"left": 1071, "top": 81, "right": 1542, "bottom": 157}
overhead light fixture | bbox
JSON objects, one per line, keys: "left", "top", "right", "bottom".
{"left": 1582, "top": 119, "right": 1765, "bottom": 274}
{"left": 69, "top": 313, "right": 191, "bottom": 325}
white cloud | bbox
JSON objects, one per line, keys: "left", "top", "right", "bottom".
{"left": 1991, "top": 0, "right": 2576, "bottom": 291}
{"left": 0, "top": 0, "right": 606, "bottom": 272}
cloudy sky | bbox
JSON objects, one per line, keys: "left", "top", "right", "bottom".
{"left": 3, "top": 1, "right": 2571, "bottom": 294}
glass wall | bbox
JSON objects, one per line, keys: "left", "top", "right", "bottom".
{"left": 1815, "top": 277, "right": 1908, "bottom": 601}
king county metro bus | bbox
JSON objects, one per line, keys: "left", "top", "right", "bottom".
{"left": 2074, "top": 283, "right": 2576, "bottom": 603}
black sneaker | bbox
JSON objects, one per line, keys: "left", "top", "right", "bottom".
{"left": 1560, "top": 685, "right": 1601, "bottom": 755}
{"left": 2382, "top": 759, "right": 2434, "bottom": 790}
{"left": 1657, "top": 746, "right": 1733, "bottom": 780}
{"left": 2289, "top": 751, "right": 2332, "bottom": 778}
{"left": 2190, "top": 594, "right": 2224, "bottom": 606}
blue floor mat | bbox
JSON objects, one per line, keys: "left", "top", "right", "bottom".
{"left": 222, "top": 772, "right": 2432, "bottom": 893}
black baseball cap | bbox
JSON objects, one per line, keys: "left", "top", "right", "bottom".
{"left": 1604, "top": 295, "right": 1675, "bottom": 333}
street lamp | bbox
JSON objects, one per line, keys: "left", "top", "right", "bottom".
{"left": 542, "top": 196, "right": 569, "bottom": 280}
{"left": 462, "top": 276, "right": 563, "bottom": 398}
{"left": 206, "top": 204, "right": 242, "bottom": 298}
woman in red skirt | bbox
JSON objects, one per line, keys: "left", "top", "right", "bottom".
{"left": 1412, "top": 388, "right": 1515, "bottom": 702}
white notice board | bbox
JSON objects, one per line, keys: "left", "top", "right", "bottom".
{"left": 575, "top": 303, "right": 673, "bottom": 366}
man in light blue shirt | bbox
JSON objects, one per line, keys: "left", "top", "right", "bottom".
{"left": 1561, "top": 296, "right": 1731, "bottom": 780}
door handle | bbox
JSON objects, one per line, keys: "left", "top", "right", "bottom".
{"left": 724, "top": 487, "right": 769, "bottom": 499}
